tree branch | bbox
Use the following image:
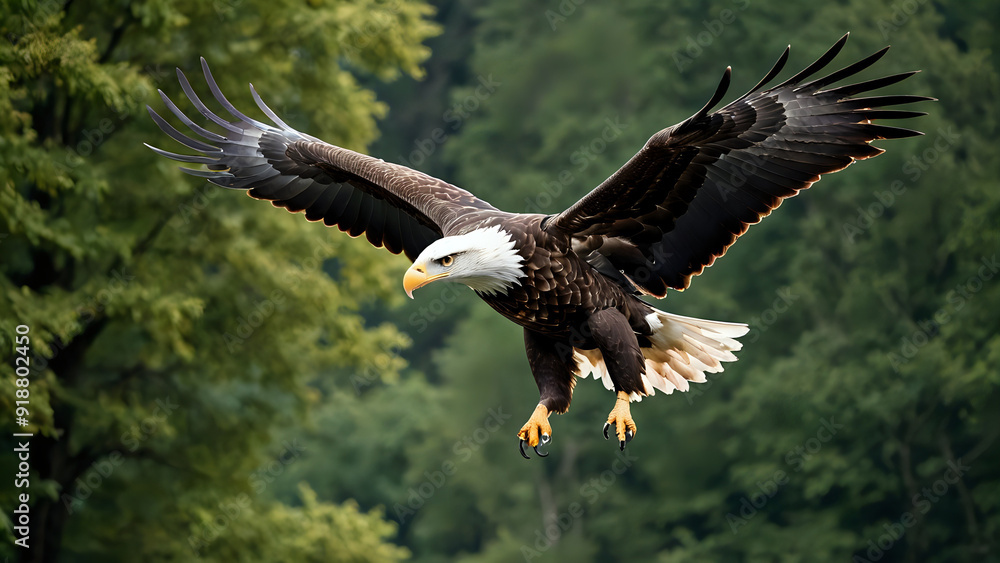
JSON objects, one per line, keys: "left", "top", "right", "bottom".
{"left": 938, "top": 431, "right": 978, "bottom": 540}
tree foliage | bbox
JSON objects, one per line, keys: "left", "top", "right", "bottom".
{"left": 0, "top": 0, "right": 436, "bottom": 561}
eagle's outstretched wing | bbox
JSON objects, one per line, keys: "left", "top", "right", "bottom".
{"left": 146, "top": 59, "right": 497, "bottom": 261}
{"left": 546, "top": 33, "right": 933, "bottom": 296}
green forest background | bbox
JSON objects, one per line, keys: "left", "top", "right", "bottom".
{"left": 1, "top": 0, "right": 998, "bottom": 561}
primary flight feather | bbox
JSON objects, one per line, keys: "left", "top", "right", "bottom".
{"left": 147, "top": 33, "right": 930, "bottom": 458}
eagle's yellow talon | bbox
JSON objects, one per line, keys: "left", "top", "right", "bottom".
{"left": 517, "top": 404, "right": 551, "bottom": 451}
{"left": 605, "top": 391, "right": 637, "bottom": 449}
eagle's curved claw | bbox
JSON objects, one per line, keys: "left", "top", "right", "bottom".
{"left": 518, "top": 437, "right": 550, "bottom": 460}
{"left": 606, "top": 391, "right": 637, "bottom": 450}
{"left": 517, "top": 404, "right": 552, "bottom": 459}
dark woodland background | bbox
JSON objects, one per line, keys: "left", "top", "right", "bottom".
{"left": 1, "top": 0, "right": 998, "bottom": 561}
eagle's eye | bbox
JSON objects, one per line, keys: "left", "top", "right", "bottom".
{"left": 439, "top": 255, "right": 454, "bottom": 267}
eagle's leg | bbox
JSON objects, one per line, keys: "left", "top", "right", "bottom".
{"left": 517, "top": 404, "right": 552, "bottom": 459}
{"left": 603, "top": 391, "right": 637, "bottom": 450}
{"left": 518, "top": 328, "right": 577, "bottom": 459}
{"left": 587, "top": 308, "right": 645, "bottom": 450}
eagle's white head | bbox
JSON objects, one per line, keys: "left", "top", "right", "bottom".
{"left": 403, "top": 225, "right": 525, "bottom": 298}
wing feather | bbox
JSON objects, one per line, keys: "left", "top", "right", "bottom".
{"left": 547, "top": 34, "right": 930, "bottom": 294}
{"left": 381, "top": 207, "right": 404, "bottom": 255}
{"left": 365, "top": 204, "right": 387, "bottom": 248}
{"left": 303, "top": 184, "right": 340, "bottom": 222}
{"left": 349, "top": 194, "right": 375, "bottom": 238}
{"left": 147, "top": 58, "right": 498, "bottom": 261}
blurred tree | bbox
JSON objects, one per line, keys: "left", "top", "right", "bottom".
{"left": 351, "top": 1, "right": 1000, "bottom": 562}
{"left": 194, "top": 484, "right": 410, "bottom": 563}
{"left": 0, "top": 0, "right": 437, "bottom": 561}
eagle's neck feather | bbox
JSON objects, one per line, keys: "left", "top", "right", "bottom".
{"left": 454, "top": 225, "right": 525, "bottom": 296}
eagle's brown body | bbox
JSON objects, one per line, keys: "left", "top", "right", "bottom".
{"left": 148, "top": 34, "right": 930, "bottom": 456}
{"left": 463, "top": 213, "right": 651, "bottom": 338}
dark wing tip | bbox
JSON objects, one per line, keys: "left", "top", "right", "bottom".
{"left": 147, "top": 104, "right": 221, "bottom": 154}
{"left": 775, "top": 32, "right": 850, "bottom": 89}
{"left": 199, "top": 57, "right": 270, "bottom": 129}
{"left": 690, "top": 66, "right": 732, "bottom": 122}
{"left": 820, "top": 70, "right": 920, "bottom": 97}
{"left": 871, "top": 125, "right": 925, "bottom": 139}
{"left": 743, "top": 45, "right": 791, "bottom": 96}
{"left": 798, "top": 46, "right": 893, "bottom": 92}
{"left": 861, "top": 109, "right": 929, "bottom": 119}
{"left": 249, "top": 82, "right": 294, "bottom": 130}
{"left": 144, "top": 142, "right": 220, "bottom": 165}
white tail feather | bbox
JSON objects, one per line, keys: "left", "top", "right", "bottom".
{"left": 573, "top": 308, "right": 749, "bottom": 401}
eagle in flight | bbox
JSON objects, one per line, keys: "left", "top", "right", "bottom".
{"left": 148, "top": 34, "right": 929, "bottom": 459}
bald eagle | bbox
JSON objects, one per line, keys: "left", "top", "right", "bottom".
{"left": 147, "top": 34, "right": 929, "bottom": 459}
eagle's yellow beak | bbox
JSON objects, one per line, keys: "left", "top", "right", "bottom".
{"left": 403, "top": 264, "right": 449, "bottom": 299}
